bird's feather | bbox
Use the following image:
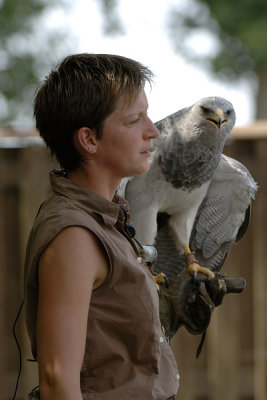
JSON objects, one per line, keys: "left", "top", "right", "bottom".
{"left": 190, "top": 154, "right": 257, "bottom": 271}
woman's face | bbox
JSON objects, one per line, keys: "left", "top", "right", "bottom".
{"left": 95, "top": 89, "right": 159, "bottom": 180}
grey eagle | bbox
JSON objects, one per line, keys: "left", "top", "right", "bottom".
{"left": 121, "top": 96, "right": 257, "bottom": 279}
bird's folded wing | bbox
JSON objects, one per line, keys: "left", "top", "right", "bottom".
{"left": 190, "top": 154, "right": 258, "bottom": 271}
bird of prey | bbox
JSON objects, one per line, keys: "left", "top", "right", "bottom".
{"left": 121, "top": 96, "right": 257, "bottom": 280}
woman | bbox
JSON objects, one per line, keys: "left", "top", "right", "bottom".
{"left": 24, "top": 53, "right": 179, "bottom": 399}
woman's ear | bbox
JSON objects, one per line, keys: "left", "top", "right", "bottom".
{"left": 74, "top": 127, "right": 97, "bottom": 155}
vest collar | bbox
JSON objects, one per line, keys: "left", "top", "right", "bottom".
{"left": 49, "top": 170, "right": 130, "bottom": 227}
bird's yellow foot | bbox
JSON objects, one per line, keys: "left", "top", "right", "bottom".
{"left": 184, "top": 245, "right": 214, "bottom": 279}
{"left": 187, "top": 261, "right": 215, "bottom": 279}
{"left": 153, "top": 272, "right": 169, "bottom": 291}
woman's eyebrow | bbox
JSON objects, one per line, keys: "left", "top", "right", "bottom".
{"left": 125, "top": 106, "right": 149, "bottom": 117}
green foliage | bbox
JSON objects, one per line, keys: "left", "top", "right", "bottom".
{"left": 167, "top": 0, "right": 267, "bottom": 80}
{"left": 97, "top": 0, "right": 124, "bottom": 35}
{"left": 0, "top": 0, "right": 45, "bottom": 33}
{"left": 0, "top": 0, "right": 125, "bottom": 128}
{"left": 0, "top": 0, "right": 73, "bottom": 128}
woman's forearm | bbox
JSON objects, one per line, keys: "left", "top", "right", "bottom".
{"left": 39, "top": 372, "right": 83, "bottom": 400}
{"left": 40, "top": 383, "right": 83, "bottom": 400}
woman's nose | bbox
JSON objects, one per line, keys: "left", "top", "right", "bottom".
{"left": 146, "top": 117, "right": 159, "bottom": 139}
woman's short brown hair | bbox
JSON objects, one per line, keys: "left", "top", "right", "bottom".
{"left": 34, "top": 53, "right": 154, "bottom": 172}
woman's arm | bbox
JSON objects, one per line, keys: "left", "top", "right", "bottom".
{"left": 37, "top": 226, "right": 108, "bottom": 400}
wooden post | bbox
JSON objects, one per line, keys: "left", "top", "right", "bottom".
{"left": 0, "top": 150, "right": 8, "bottom": 397}
{"left": 251, "top": 140, "right": 267, "bottom": 400}
{"left": 17, "top": 146, "right": 51, "bottom": 397}
{"left": 171, "top": 328, "right": 207, "bottom": 400}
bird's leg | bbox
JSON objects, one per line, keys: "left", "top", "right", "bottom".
{"left": 139, "top": 245, "right": 169, "bottom": 291}
{"left": 184, "top": 245, "right": 214, "bottom": 279}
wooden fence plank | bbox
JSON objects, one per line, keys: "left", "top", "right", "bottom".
{"left": 251, "top": 141, "right": 267, "bottom": 400}
{"left": 17, "top": 147, "right": 51, "bottom": 398}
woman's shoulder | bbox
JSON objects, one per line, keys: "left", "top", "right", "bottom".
{"left": 33, "top": 193, "right": 101, "bottom": 237}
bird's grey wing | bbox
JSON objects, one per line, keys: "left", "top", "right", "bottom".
{"left": 190, "top": 154, "right": 258, "bottom": 271}
{"left": 154, "top": 107, "right": 188, "bottom": 133}
{"left": 152, "top": 106, "right": 189, "bottom": 150}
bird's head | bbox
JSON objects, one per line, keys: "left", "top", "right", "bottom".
{"left": 194, "top": 96, "right": 236, "bottom": 138}
{"left": 153, "top": 96, "right": 236, "bottom": 152}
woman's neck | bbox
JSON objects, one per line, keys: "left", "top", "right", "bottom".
{"left": 68, "top": 167, "right": 120, "bottom": 201}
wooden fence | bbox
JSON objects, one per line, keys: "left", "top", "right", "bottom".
{"left": 0, "top": 122, "right": 266, "bottom": 399}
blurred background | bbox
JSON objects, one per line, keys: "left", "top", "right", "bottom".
{"left": 0, "top": 0, "right": 266, "bottom": 399}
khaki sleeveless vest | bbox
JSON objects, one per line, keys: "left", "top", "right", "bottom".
{"left": 24, "top": 171, "right": 179, "bottom": 399}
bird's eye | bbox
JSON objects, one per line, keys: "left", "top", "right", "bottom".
{"left": 200, "top": 106, "right": 210, "bottom": 114}
{"left": 226, "top": 110, "right": 232, "bottom": 116}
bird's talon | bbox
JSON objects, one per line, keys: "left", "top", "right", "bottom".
{"left": 187, "top": 261, "right": 215, "bottom": 280}
{"left": 184, "top": 247, "right": 214, "bottom": 280}
{"left": 164, "top": 274, "right": 170, "bottom": 289}
{"left": 154, "top": 272, "right": 166, "bottom": 284}
{"left": 192, "top": 269, "right": 197, "bottom": 280}
{"left": 154, "top": 272, "right": 169, "bottom": 290}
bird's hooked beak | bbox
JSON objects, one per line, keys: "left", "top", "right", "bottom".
{"left": 206, "top": 108, "right": 226, "bottom": 129}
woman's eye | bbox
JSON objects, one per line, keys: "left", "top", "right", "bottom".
{"left": 130, "top": 117, "right": 140, "bottom": 124}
